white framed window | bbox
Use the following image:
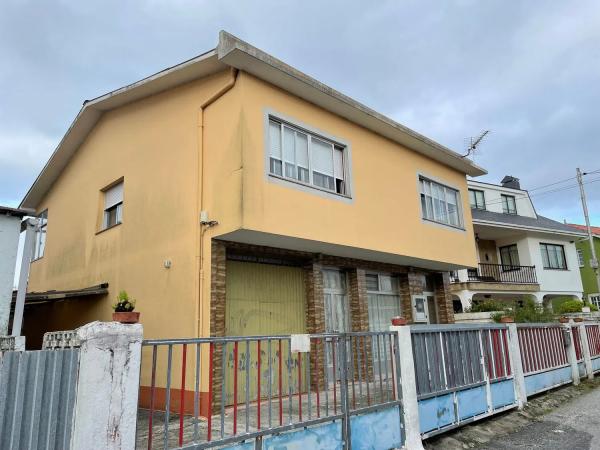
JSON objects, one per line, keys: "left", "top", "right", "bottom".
{"left": 469, "top": 189, "right": 486, "bottom": 210}
{"left": 590, "top": 294, "right": 600, "bottom": 310}
{"left": 268, "top": 117, "right": 349, "bottom": 196}
{"left": 366, "top": 273, "right": 402, "bottom": 332}
{"left": 32, "top": 210, "right": 48, "bottom": 260}
{"left": 577, "top": 249, "right": 585, "bottom": 267}
{"left": 419, "top": 177, "right": 463, "bottom": 228}
{"left": 102, "top": 181, "right": 123, "bottom": 230}
{"left": 540, "top": 243, "right": 567, "bottom": 270}
{"left": 501, "top": 194, "right": 517, "bottom": 215}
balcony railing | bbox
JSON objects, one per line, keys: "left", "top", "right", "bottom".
{"left": 465, "top": 263, "right": 538, "bottom": 284}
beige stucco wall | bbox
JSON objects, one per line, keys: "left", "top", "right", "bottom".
{"left": 26, "top": 70, "right": 241, "bottom": 346}
{"left": 26, "top": 69, "right": 478, "bottom": 349}
{"left": 219, "top": 72, "right": 478, "bottom": 268}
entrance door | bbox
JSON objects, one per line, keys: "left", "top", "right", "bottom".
{"left": 225, "top": 260, "right": 306, "bottom": 405}
{"left": 323, "top": 269, "right": 350, "bottom": 333}
{"left": 412, "top": 293, "right": 438, "bottom": 324}
{"left": 412, "top": 295, "right": 429, "bottom": 323}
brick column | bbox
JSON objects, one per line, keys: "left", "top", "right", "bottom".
{"left": 434, "top": 272, "right": 455, "bottom": 324}
{"left": 348, "top": 269, "right": 369, "bottom": 332}
{"left": 348, "top": 268, "right": 373, "bottom": 381}
{"left": 209, "top": 240, "right": 227, "bottom": 414}
{"left": 305, "top": 262, "right": 326, "bottom": 391}
{"left": 400, "top": 271, "right": 425, "bottom": 323}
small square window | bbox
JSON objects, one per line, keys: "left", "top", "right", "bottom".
{"left": 102, "top": 181, "right": 123, "bottom": 230}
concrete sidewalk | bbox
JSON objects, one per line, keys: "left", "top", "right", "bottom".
{"left": 480, "top": 386, "right": 600, "bottom": 449}
{"left": 426, "top": 377, "right": 600, "bottom": 450}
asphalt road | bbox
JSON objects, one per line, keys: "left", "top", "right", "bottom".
{"left": 481, "top": 386, "right": 600, "bottom": 450}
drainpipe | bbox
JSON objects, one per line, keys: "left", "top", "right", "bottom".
{"left": 195, "top": 68, "right": 238, "bottom": 338}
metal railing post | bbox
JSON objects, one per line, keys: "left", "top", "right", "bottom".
{"left": 564, "top": 322, "right": 580, "bottom": 386}
{"left": 507, "top": 324, "right": 527, "bottom": 408}
{"left": 579, "top": 323, "right": 594, "bottom": 380}
{"left": 390, "top": 324, "right": 424, "bottom": 450}
{"left": 339, "top": 334, "right": 351, "bottom": 449}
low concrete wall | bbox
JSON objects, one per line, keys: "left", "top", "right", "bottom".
{"left": 454, "top": 311, "right": 501, "bottom": 323}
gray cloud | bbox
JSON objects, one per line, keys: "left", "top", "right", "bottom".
{"left": 1, "top": 0, "right": 599, "bottom": 223}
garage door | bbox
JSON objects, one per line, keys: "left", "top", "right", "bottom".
{"left": 225, "top": 261, "right": 307, "bottom": 405}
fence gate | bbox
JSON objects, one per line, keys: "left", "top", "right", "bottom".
{"left": 0, "top": 349, "right": 80, "bottom": 450}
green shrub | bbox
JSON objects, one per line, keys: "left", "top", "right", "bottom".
{"left": 468, "top": 300, "right": 507, "bottom": 313}
{"left": 112, "top": 290, "right": 136, "bottom": 312}
{"left": 557, "top": 300, "right": 583, "bottom": 314}
{"left": 584, "top": 301, "right": 599, "bottom": 312}
{"left": 491, "top": 298, "right": 553, "bottom": 323}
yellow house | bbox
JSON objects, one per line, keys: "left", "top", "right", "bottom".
{"left": 19, "top": 31, "right": 485, "bottom": 414}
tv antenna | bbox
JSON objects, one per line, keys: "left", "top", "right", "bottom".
{"left": 462, "top": 130, "right": 490, "bottom": 158}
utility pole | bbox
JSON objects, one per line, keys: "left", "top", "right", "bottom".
{"left": 576, "top": 168, "right": 600, "bottom": 296}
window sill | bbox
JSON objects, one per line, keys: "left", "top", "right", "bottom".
{"left": 542, "top": 267, "right": 569, "bottom": 271}
{"left": 96, "top": 222, "right": 122, "bottom": 235}
{"left": 422, "top": 218, "right": 465, "bottom": 232}
{"left": 268, "top": 173, "right": 352, "bottom": 200}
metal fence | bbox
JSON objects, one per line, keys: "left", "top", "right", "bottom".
{"left": 137, "top": 331, "right": 402, "bottom": 450}
{"left": 517, "top": 324, "right": 568, "bottom": 375}
{"left": 411, "top": 324, "right": 512, "bottom": 399}
{"left": 0, "top": 349, "right": 80, "bottom": 450}
{"left": 585, "top": 324, "right": 600, "bottom": 357}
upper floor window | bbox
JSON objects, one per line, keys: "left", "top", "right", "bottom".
{"left": 32, "top": 210, "right": 48, "bottom": 260}
{"left": 501, "top": 194, "right": 517, "bottom": 215}
{"left": 577, "top": 249, "right": 585, "bottom": 267}
{"left": 102, "top": 181, "right": 123, "bottom": 230}
{"left": 540, "top": 243, "right": 567, "bottom": 270}
{"left": 268, "top": 118, "right": 348, "bottom": 196}
{"left": 420, "top": 177, "right": 463, "bottom": 228}
{"left": 499, "top": 244, "right": 520, "bottom": 270}
{"left": 468, "top": 189, "right": 486, "bottom": 210}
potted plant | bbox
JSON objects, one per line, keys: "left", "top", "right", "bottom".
{"left": 391, "top": 316, "right": 407, "bottom": 326}
{"left": 558, "top": 316, "right": 569, "bottom": 324}
{"left": 112, "top": 290, "right": 139, "bottom": 324}
{"left": 499, "top": 316, "right": 514, "bottom": 323}
{"left": 574, "top": 317, "right": 584, "bottom": 323}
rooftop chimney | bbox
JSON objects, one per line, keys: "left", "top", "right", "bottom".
{"left": 501, "top": 175, "right": 521, "bottom": 190}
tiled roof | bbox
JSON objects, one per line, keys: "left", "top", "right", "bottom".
{"left": 471, "top": 209, "right": 586, "bottom": 235}
{"left": 566, "top": 223, "right": 600, "bottom": 237}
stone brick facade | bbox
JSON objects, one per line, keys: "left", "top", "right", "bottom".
{"left": 208, "top": 238, "right": 456, "bottom": 410}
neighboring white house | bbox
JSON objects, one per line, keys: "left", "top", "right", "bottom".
{"left": 0, "top": 206, "right": 30, "bottom": 335}
{"left": 450, "top": 176, "right": 586, "bottom": 311}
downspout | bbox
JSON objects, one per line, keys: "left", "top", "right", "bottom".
{"left": 195, "top": 67, "right": 238, "bottom": 338}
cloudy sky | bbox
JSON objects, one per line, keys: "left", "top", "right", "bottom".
{"left": 1, "top": 0, "right": 600, "bottom": 223}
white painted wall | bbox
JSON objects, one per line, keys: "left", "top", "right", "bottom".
{"left": 0, "top": 215, "right": 22, "bottom": 335}
{"left": 468, "top": 181, "right": 537, "bottom": 218}
{"left": 524, "top": 235, "right": 583, "bottom": 295}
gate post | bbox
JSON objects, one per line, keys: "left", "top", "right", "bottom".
{"left": 70, "top": 321, "right": 143, "bottom": 450}
{"left": 578, "top": 323, "right": 594, "bottom": 380}
{"left": 507, "top": 323, "right": 527, "bottom": 408}
{"left": 564, "top": 322, "right": 580, "bottom": 386}
{"left": 390, "top": 324, "right": 424, "bottom": 450}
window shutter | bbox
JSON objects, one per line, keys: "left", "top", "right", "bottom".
{"left": 334, "top": 147, "right": 344, "bottom": 179}
{"left": 295, "top": 132, "right": 308, "bottom": 168}
{"left": 269, "top": 120, "right": 282, "bottom": 158}
{"left": 105, "top": 182, "right": 123, "bottom": 209}
{"left": 311, "top": 138, "right": 334, "bottom": 175}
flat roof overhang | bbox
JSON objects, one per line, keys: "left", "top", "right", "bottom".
{"left": 218, "top": 229, "right": 471, "bottom": 272}
{"left": 11, "top": 283, "right": 109, "bottom": 307}
{"left": 473, "top": 221, "right": 588, "bottom": 241}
